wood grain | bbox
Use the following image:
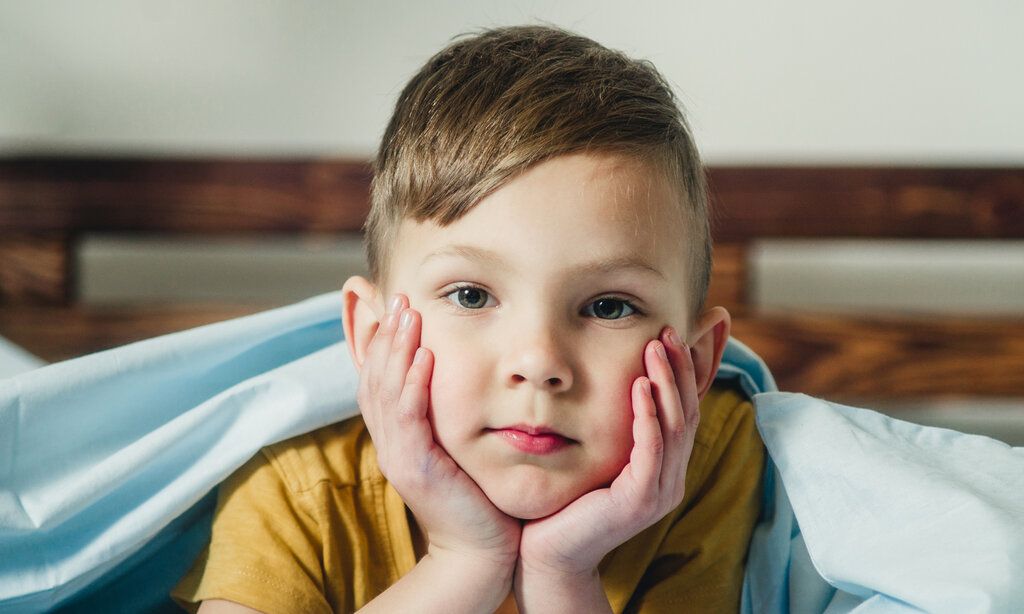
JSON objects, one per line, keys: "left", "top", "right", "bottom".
{"left": 0, "top": 158, "right": 373, "bottom": 233}
{"left": 0, "top": 236, "right": 72, "bottom": 304}
{"left": 708, "top": 167, "right": 1024, "bottom": 240}
{"left": 731, "top": 311, "right": 1024, "bottom": 398}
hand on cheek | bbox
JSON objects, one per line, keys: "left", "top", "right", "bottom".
{"left": 357, "top": 294, "right": 521, "bottom": 573}
{"left": 516, "top": 325, "right": 700, "bottom": 581}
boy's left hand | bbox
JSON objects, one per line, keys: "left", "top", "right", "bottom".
{"left": 516, "top": 326, "right": 700, "bottom": 587}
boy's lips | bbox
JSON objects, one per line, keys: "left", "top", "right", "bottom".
{"left": 487, "top": 424, "right": 576, "bottom": 455}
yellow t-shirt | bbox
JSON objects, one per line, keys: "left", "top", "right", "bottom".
{"left": 172, "top": 382, "right": 764, "bottom": 613}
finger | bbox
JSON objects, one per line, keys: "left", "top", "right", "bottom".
{"left": 367, "top": 294, "right": 408, "bottom": 385}
{"left": 661, "top": 328, "right": 700, "bottom": 437}
{"left": 643, "top": 338, "right": 686, "bottom": 494}
{"left": 359, "top": 294, "right": 407, "bottom": 440}
{"left": 616, "top": 374, "right": 664, "bottom": 512}
{"left": 381, "top": 307, "right": 422, "bottom": 405}
{"left": 390, "top": 345, "right": 440, "bottom": 485}
{"left": 363, "top": 294, "right": 407, "bottom": 400}
{"left": 657, "top": 328, "right": 700, "bottom": 498}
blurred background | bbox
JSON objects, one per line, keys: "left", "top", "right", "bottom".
{"left": 1, "top": 1, "right": 1022, "bottom": 442}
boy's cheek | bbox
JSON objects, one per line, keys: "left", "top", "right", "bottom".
{"left": 415, "top": 308, "right": 446, "bottom": 357}
{"left": 419, "top": 338, "right": 476, "bottom": 419}
{"left": 622, "top": 337, "right": 653, "bottom": 382}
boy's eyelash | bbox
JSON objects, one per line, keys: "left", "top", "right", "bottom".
{"left": 438, "top": 283, "right": 645, "bottom": 318}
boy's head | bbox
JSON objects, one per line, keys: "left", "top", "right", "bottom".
{"left": 343, "top": 25, "right": 730, "bottom": 519}
{"left": 365, "top": 24, "right": 710, "bottom": 321}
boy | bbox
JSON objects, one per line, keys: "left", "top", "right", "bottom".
{"left": 173, "top": 24, "right": 764, "bottom": 613}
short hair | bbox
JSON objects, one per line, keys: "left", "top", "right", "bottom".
{"left": 365, "top": 24, "right": 711, "bottom": 317}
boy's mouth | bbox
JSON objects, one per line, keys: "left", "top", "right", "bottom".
{"left": 487, "top": 424, "right": 576, "bottom": 455}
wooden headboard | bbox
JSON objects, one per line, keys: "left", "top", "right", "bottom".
{"left": 2, "top": 158, "right": 1022, "bottom": 400}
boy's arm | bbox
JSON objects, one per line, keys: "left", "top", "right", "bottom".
{"left": 196, "top": 550, "right": 513, "bottom": 614}
{"left": 356, "top": 551, "right": 513, "bottom": 613}
{"left": 513, "top": 567, "right": 612, "bottom": 613}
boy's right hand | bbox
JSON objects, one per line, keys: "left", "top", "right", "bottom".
{"left": 357, "top": 293, "right": 521, "bottom": 574}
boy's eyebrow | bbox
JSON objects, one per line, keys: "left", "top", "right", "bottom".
{"left": 420, "top": 244, "right": 665, "bottom": 280}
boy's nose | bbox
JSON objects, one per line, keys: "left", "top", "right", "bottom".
{"left": 506, "top": 344, "right": 573, "bottom": 392}
{"left": 510, "top": 372, "right": 569, "bottom": 391}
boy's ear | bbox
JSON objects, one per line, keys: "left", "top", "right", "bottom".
{"left": 687, "top": 306, "right": 732, "bottom": 401}
{"left": 341, "top": 275, "right": 385, "bottom": 374}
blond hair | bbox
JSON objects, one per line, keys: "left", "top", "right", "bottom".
{"left": 365, "top": 24, "right": 711, "bottom": 316}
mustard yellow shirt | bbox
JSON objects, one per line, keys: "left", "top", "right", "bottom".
{"left": 172, "top": 382, "right": 764, "bottom": 613}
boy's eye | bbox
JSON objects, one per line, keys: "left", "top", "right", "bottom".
{"left": 583, "top": 298, "right": 637, "bottom": 320}
{"left": 443, "top": 285, "right": 638, "bottom": 320}
{"left": 445, "top": 286, "right": 495, "bottom": 310}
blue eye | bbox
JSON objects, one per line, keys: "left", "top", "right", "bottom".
{"left": 442, "top": 285, "right": 640, "bottom": 320}
{"left": 444, "top": 285, "right": 494, "bottom": 309}
{"left": 584, "top": 297, "right": 637, "bottom": 320}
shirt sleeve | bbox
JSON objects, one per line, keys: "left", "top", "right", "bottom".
{"left": 626, "top": 395, "right": 766, "bottom": 613}
{"left": 170, "top": 451, "right": 333, "bottom": 614}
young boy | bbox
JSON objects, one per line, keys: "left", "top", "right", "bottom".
{"left": 173, "top": 24, "right": 764, "bottom": 613}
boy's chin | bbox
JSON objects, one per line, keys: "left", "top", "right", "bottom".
{"left": 483, "top": 484, "right": 577, "bottom": 520}
{"left": 473, "top": 464, "right": 621, "bottom": 520}
{"left": 497, "top": 499, "right": 563, "bottom": 520}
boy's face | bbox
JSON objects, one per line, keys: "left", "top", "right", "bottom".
{"left": 369, "top": 152, "right": 698, "bottom": 519}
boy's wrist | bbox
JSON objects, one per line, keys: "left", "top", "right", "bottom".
{"left": 514, "top": 565, "right": 611, "bottom": 613}
{"left": 358, "top": 549, "right": 513, "bottom": 613}
{"left": 420, "top": 549, "right": 515, "bottom": 610}
{"left": 425, "top": 541, "right": 519, "bottom": 576}
{"left": 424, "top": 547, "right": 516, "bottom": 580}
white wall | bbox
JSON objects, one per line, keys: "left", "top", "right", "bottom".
{"left": 1, "top": 1, "right": 1022, "bottom": 164}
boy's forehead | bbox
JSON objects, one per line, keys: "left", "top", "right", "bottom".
{"left": 392, "top": 152, "right": 688, "bottom": 276}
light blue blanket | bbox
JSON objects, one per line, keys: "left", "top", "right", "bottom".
{"left": 1, "top": 293, "right": 1022, "bottom": 612}
{"left": 0, "top": 336, "right": 44, "bottom": 380}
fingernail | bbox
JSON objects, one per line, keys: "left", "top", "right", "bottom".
{"left": 388, "top": 294, "right": 403, "bottom": 314}
{"left": 413, "top": 348, "right": 426, "bottom": 364}
{"left": 667, "top": 328, "right": 682, "bottom": 348}
{"left": 654, "top": 341, "right": 667, "bottom": 361}
{"left": 399, "top": 309, "right": 412, "bottom": 330}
